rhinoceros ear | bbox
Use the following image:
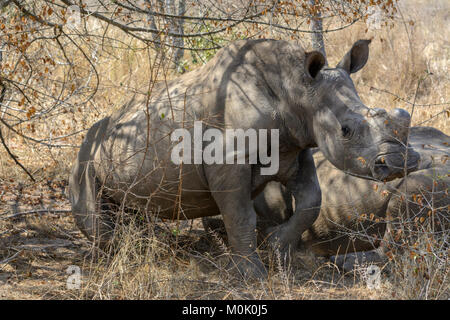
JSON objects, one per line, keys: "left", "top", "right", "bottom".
{"left": 337, "top": 39, "right": 371, "bottom": 74}
{"left": 305, "top": 51, "right": 326, "bottom": 79}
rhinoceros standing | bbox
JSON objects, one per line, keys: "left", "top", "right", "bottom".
{"left": 69, "top": 39, "right": 419, "bottom": 278}
{"left": 254, "top": 126, "right": 449, "bottom": 270}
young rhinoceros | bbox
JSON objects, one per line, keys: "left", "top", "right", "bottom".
{"left": 254, "top": 126, "right": 449, "bottom": 271}
{"left": 69, "top": 39, "right": 419, "bottom": 279}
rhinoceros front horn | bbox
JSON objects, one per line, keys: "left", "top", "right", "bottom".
{"left": 388, "top": 108, "right": 412, "bottom": 142}
{"left": 389, "top": 108, "right": 411, "bottom": 128}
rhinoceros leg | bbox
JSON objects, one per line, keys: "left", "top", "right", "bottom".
{"left": 266, "top": 149, "right": 321, "bottom": 258}
{"left": 204, "top": 163, "right": 267, "bottom": 279}
{"left": 69, "top": 118, "right": 115, "bottom": 248}
{"left": 330, "top": 248, "right": 387, "bottom": 272}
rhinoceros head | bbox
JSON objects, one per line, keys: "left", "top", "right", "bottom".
{"left": 302, "top": 40, "right": 419, "bottom": 181}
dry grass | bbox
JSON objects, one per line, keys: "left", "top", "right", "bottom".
{"left": 0, "top": 0, "right": 448, "bottom": 300}
{"left": 57, "top": 216, "right": 396, "bottom": 300}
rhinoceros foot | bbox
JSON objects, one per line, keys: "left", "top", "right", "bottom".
{"left": 226, "top": 253, "right": 268, "bottom": 281}
{"left": 265, "top": 224, "right": 299, "bottom": 264}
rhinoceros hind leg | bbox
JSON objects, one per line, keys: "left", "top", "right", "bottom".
{"left": 69, "top": 118, "right": 115, "bottom": 249}
{"left": 330, "top": 248, "right": 387, "bottom": 272}
{"left": 70, "top": 170, "right": 115, "bottom": 248}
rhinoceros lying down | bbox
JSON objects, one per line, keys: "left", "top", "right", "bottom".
{"left": 253, "top": 126, "right": 449, "bottom": 270}
{"left": 69, "top": 39, "right": 419, "bottom": 278}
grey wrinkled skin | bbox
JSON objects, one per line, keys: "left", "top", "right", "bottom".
{"left": 254, "top": 126, "right": 449, "bottom": 272}
{"left": 69, "top": 39, "right": 419, "bottom": 279}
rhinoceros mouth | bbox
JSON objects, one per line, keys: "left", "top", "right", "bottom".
{"left": 371, "top": 150, "right": 420, "bottom": 181}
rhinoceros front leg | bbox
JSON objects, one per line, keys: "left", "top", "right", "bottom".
{"left": 267, "top": 149, "right": 321, "bottom": 258}
{"left": 204, "top": 164, "right": 267, "bottom": 279}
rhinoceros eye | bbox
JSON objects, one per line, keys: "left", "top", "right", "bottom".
{"left": 341, "top": 125, "right": 351, "bottom": 138}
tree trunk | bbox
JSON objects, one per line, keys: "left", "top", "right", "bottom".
{"left": 173, "top": 0, "right": 185, "bottom": 72}
{"left": 308, "top": 0, "right": 327, "bottom": 64}
{"left": 145, "top": 0, "right": 162, "bottom": 48}
{"left": 165, "top": 0, "right": 185, "bottom": 72}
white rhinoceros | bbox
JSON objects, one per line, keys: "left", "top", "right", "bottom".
{"left": 69, "top": 39, "right": 420, "bottom": 278}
